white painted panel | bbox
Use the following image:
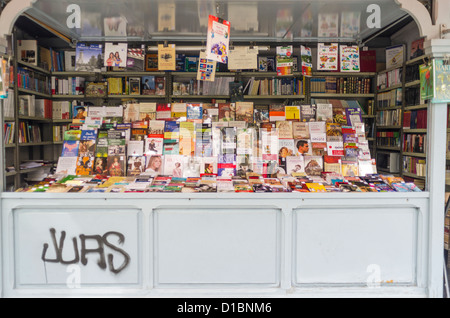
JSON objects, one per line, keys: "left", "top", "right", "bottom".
{"left": 294, "top": 208, "right": 418, "bottom": 285}
{"left": 154, "top": 208, "right": 280, "bottom": 286}
{"left": 14, "top": 208, "right": 141, "bottom": 287}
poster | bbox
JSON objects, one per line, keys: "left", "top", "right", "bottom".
{"left": 276, "top": 45, "right": 293, "bottom": 76}
{"left": 104, "top": 43, "right": 128, "bottom": 68}
{"left": 317, "top": 43, "right": 338, "bottom": 71}
{"left": 228, "top": 46, "right": 258, "bottom": 70}
{"left": 386, "top": 45, "right": 404, "bottom": 70}
{"left": 301, "top": 45, "right": 312, "bottom": 77}
{"left": 318, "top": 13, "right": 339, "bottom": 38}
{"left": 433, "top": 59, "right": 450, "bottom": 103}
{"left": 340, "top": 12, "right": 361, "bottom": 38}
{"left": 420, "top": 63, "right": 433, "bottom": 101}
{"left": 206, "top": 15, "right": 231, "bottom": 64}
{"left": 197, "top": 51, "right": 217, "bottom": 81}
{"left": 158, "top": 44, "right": 176, "bottom": 71}
{"left": 340, "top": 45, "right": 360, "bottom": 72}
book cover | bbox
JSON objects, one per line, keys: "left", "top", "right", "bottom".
{"left": 301, "top": 45, "right": 312, "bottom": 77}
{"left": 144, "top": 155, "right": 164, "bottom": 177}
{"left": 128, "top": 140, "right": 144, "bottom": 156}
{"left": 229, "top": 82, "right": 245, "bottom": 102}
{"left": 206, "top": 15, "right": 231, "bottom": 64}
{"left": 308, "top": 121, "right": 326, "bottom": 143}
{"left": 276, "top": 121, "right": 293, "bottom": 139}
{"left": 163, "top": 139, "right": 180, "bottom": 155}
{"left": 304, "top": 156, "right": 324, "bottom": 176}
{"left": 317, "top": 43, "right": 338, "bottom": 71}
{"left": 316, "top": 104, "right": 333, "bottom": 123}
{"left": 300, "top": 104, "right": 317, "bottom": 122}
{"left": 61, "top": 140, "right": 80, "bottom": 157}
{"left": 55, "top": 157, "right": 78, "bottom": 175}
{"left": 218, "top": 154, "right": 236, "bottom": 178}
{"left": 276, "top": 45, "right": 293, "bottom": 76}
{"left": 164, "top": 121, "right": 180, "bottom": 140}
{"left": 156, "top": 103, "right": 172, "bottom": 120}
{"left": 286, "top": 156, "right": 305, "bottom": 175}
{"left": 235, "top": 102, "right": 254, "bottom": 123}
{"left": 145, "top": 137, "right": 164, "bottom": 156}
{"left": 285, "top": 106, "right": 301, "bottom": 121}
{"left": 105, "top": 43, "right": 127, "bottom": 68}
{"left": 386, "top": 44, "right": 405, "bottom": 70}
{"left": 155, "top": 77, "right": 166, "bottom": 95}
{"left": 171, "top": 102, "right": 187, "bottom": 119}
{"left": 127, "top": 156, "right": 146, "bottom": 176}
{"left": 218, "top": 103, "right": 236, "bottom": 122}
{"left": 410, "top": 38, "right": 425, "bottom": 59}
{"left": 127, "top": 47, "right": 145, "bottom": 71}
{"left": 75, "top": 43, "right": 103, "bottom": 72}
{"left": 202, "top": 103, "right": 219, "bottom": 123}
{"left": 75, "top": 154, "right": 95, "bottom": 176}
{"left": 340, "top": 45, "right": 360, "bottom": 72}
{"left": 269, "top": 104, "right": 285, "bottom": 122}
{"left": 292, "top": 122, "right": 310, "bottom": 139}
{"left": 360, "top": 50, "right": 377, "bottom": 72}
{"left": 345, "top": 107, "right": 363, "bottom": 127}
{"left": 163, "top": 155, "right": 185, "bottom": 177}
{"left": 107, "top": 155, "right": 126, "bottom": 176}
{"left": 187, "top": 103, "right": 203, "bottom": 122}
{"left": 278, "top": 139, "right": 296, "bottom": 158}
{"left": 253, "top": 105, "right": 270, "bottom": 123}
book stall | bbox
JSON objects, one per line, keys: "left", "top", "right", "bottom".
{"left": 0, "top": 0, "right": 449, "bottom": 298}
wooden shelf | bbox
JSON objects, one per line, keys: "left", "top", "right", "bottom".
{"left": 4, "top": 117, "right": 15, "bottom": 122}
{"left": 405, "top": 80, "right": 420, "bottom": 88}
{"left": 52, "top": 95, "right": 87, "bottom": 99}
{"left": 52, "top": 119, "right": 73, "bottom": 123}
{"left": 310, "top": 93, "right": 375, "bottom": 98}
{"left": 172, "top": 72, "right": 236, "bottom": 77}
{"left": 52, "top": 71, "right": 97, "bottom": 77}
{"left": 377, "top": 84, "right": 402, "bottom": 93}
{"left": 312, "top": 72, "right": 376, "bottom": 77}
{"left": 376, "top": 146, "right": 401, "bottom": 151}
{"left": 403, "top": 152, "right": 427, "bottom": 158}
{"left": 102, "top": 71, "right": 166, "bottom": 77}
{"left": 406, "top": 55, "right": 430, "bottom": 66}
{"left": 403, "top": 129, "right": 427, "bottom": 133}
{"left": 404, "top": 104, "right": 428, "bottom": 110}
{"left": 402, "top": 172, "right": 426, "bottom": 180}
{"left": 244, "top": 95, "right": 305, "bottom": 99}
{"left": 19, "top": 164, "right": 53, "bottom": 174}
{"left": 362, "top": 115, "right": 376, "bottom": 118}
{"left": 18, "top": 141, "right": 53, "bottom": 147}
{"left": 17, "top": 61, "right": 51, "bottom": 75}
{"left": 377, "top": 106, "right": 402, "bottom": 110}
{"left": 378, "top": 65, "right": 403, "bottom": 74}
{"left": 376, "top": 125, "right": 402, "bottom": 129}
{"left": 170, "top": 95, "right": 229, "bottom": 99}
{"left": 5, "top": 143, "right": 16, "bottom": 148}
{"left": 5, "top": 171, "right": 17, "bottom": 177}
{"left": 17, "top": 88, "right": 52, "bottom": 99}
{"left": 18, "top": 116, "right": 52, "bottom": 122}
{"left": 108, "top": 94, "right": 166, "bottom": 99}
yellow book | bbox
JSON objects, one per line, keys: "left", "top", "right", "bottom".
{"left": 306, "top": 183, "right": 327, "bottom": 193}
{"left": 285, "top": 106, "right": 300, "bottom": 121}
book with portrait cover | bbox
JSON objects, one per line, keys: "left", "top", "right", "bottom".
{"left": 300, "top": 104, "right": 317, "bottom": 123}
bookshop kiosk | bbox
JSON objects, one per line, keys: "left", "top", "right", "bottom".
{"left": 0, "top": 0, "right": 449, "bottom": 298}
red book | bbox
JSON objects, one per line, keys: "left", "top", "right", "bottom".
{"left": 360, "top": 50, "right": 377, "bottom": 73}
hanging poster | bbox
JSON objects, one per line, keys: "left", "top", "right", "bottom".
{"left": 197, "top": 51, "right": 217, "bottom": 82}
{"left": 317, "top": 43, "right": 338, "bottom": 71}
{"left": 318, "top": 13, "right": 339, "bottom": 38}
{"left": 386, "top": 44, "right": 405, "bottom": 70}
{"left": 433, "top": 59, "right": 450, "bottom": 103}
{"left": 340, "top": 12, "right": 361, "bottom": 38}
{"left": 158, "top": 44, "right": 176, "bottom": 71}
{"left": 158, "top": 3, "right": 176, "bottom": 31}
{"left": 340, "top": 45, "right": 360, "bottom": 72}
{"left": 228, "top": 46, "right": 258, "bottom": 71}
{"left": 104, "top": 43, "right": 128, "bottom": 68}
{"left": 301, "top": 45, "right": 312, "bottom": 77}
{"left": 276, "top": 45, "right": 293, "bottom": 76}
{"left": 206, "top": 15, "right": 231, "bottom": 64}
{"left": 420, "top": 63, "right": 434, "bottom": 101}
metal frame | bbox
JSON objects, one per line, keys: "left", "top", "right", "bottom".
{"left": 0, "top": 0, "right": 448, "bottom": 298}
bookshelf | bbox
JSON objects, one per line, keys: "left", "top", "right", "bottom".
{"left": 373, "top": 49, "right": 430, "bottom": 189}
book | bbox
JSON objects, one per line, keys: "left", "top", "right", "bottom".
{"left": 163, "top": 155, "right": 185, "bottom": 177}
{"left": 75, "top": 43, "right": 103, "bottom": 72}
{"left": 129, "top": 77, "right": 141, "bottom": 95}
{"left": 304, "top": 156, "right": 324, "bottom": 176}
{"left": 300, "top": 104, "right": 317, "bottom": 122}
{"left": 317, "top": 43, "right": 339, "bottom": 71}
{"left": 145, "top": 137, "right": 164, "bottom": 156}
{"left": 18, "top": 40, "right": 37, "bottom": 65}
{"left": 218, "top": 103, "right": 236, "bottom": 122}
{"left": 345, "top": 107, "right": 363, "bottom": 127}
{"left": 340, "top": 45, "right": 360, "bottom": 72}
{"left": 186, "top": 103, "right": 203, "bottom": 122}
{"left": 253, "top": 105, "right": 270, "bottom": 123}
{"left": 285, "top": 106, "right": 301, "bottom": 121}
{"left": 316, "top": 104, "right": 333, "bottom": 123}
{"left": 142, "top": 76, "right": 156, "bottom": 95}
{"left": 269, "top": 104, "right": 285, "bottom": 122}
{"left": 235, "top": 102, "right": 254, "bottom": 123}
{"left": 286, "top": 156, "right": 305, "bottom": 175}
{"left": 276, "top": 121, "right": 293, "bottom": 139}
{"left": 127, "top": 156, "right": 146, "bottom": 176}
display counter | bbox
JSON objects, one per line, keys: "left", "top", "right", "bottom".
{"left": 0, "top": 191, "right": 432, "bottom": 297}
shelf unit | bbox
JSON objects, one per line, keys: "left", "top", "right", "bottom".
{"left": 374, "top": 51, "right": 430, "bottom": 188}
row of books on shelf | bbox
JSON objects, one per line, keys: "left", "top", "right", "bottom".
{"left": 69, "top": 102, "right": 366, "bottom": 128}
{"left": 376, "top": 131, "right": 400, "bottom": 148}
{"left": 173, "top": 77, "right": 234, "bottom": 96}
{"left": 311, "top": 77, "right": 372, "bottom": 95}
{"left": 377, "top": 88, "right": 402, "bottom": 109}
{"left": 51, "top": 76, "right": 86, "bottom": 96}
{"left": 16, "top": 173, "right": 423, "bottom": 193}
{"left": 376, "top": 109, "right": 402, "bottom": 127}
{"left": 17, "top": 66, "right": 51, "bottom": 95}
{"left": 377, "top": 68, "right": 402, "bottom": 90}
{"left": 403, "top": 109, "right": 427, "bottom": 130}
{"left": 108, "top": 76, "right": 166, "bottom": 96}
{"left": 18, "top": 95, "right": 53, "bottom": 118}
{"left": 403, "top": 156, "right": 426, "bottom": 177}
{"left": 403, "top": 134, "right": 426, "bottom": 154}
{"left": 245, "top": 77, "right": 305, "bottom": 96}
{"left": 405, "top": 86, "right": 424, "bottom": 107}
{"left": 405, "top": 64, "right": 420, "bottom": 83}
{"left": 18, "top": 121, "right": 42, "bottom": 144}
{"left": 4, "top": 122, "right": 15, "bottom": 144}
{"left": 53, "top": 124, "right": 71, "bottom": 142}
